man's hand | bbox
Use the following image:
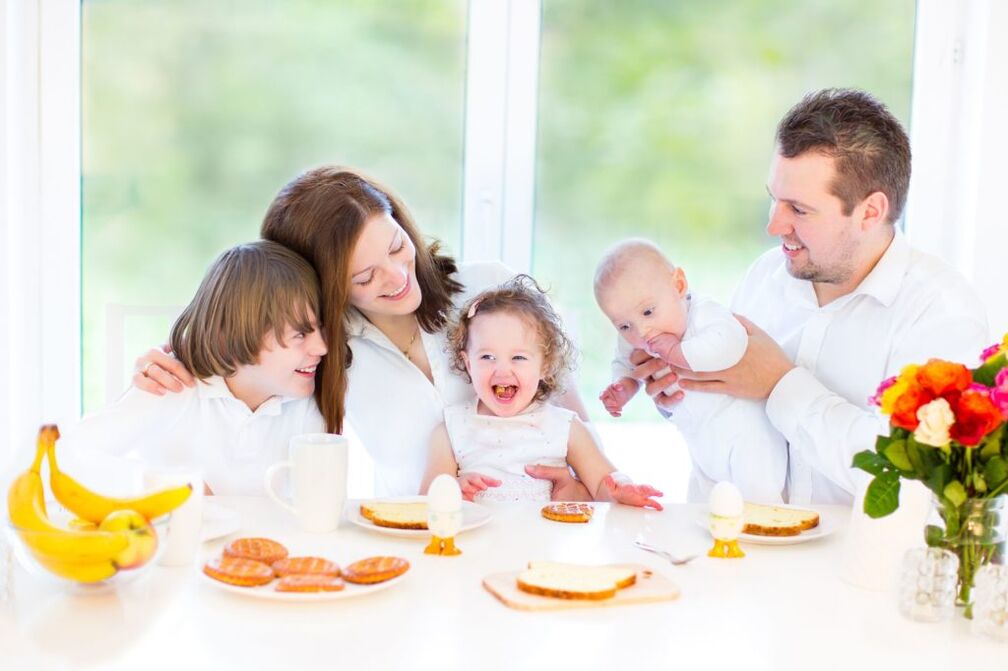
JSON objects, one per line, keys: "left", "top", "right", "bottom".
{"left": 598, "top": 378, "right": 641, "bottom": 417}
{"left": 525, "top": 464, "right": 592, "bottom": 501}
{"left": 457, "top": 472, "right": 502, "bottom": 502}
{"left": 675, "top": 315, "right": 794, "bottom": 400}
{"left": 629, "top": 348, "right": 684, "bottom": 412}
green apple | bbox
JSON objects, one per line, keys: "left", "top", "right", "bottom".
{"left": 98, "top": 509, "right": 158, "bottom": 569}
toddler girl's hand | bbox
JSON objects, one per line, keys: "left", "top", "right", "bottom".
{"left": 599, "top": 378, "right": 640, "bottom": 417}
{"left": 457, "top": 472, "right": 502, "bottom": 502}
{"left": 647, "top": 333, "right": 682, "bottom": 363}
{"left": 603, "top": 474, "right": 664, "bottom": 510}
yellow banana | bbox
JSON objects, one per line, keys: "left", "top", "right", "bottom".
{"left": 7, "top": 426, "right": 129, "bottom": 566}
{"left": 45, "top": 426, "right": 192, "bottom": 523}
{"left": 30, "top": 553, "right": 118, "bottom": 583}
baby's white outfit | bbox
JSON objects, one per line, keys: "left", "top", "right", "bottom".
{"left": 443, "top": 400, "right": 573, "bottom": 502}
{"left": 612, "top": 293, "right": 787, "bottom": 503}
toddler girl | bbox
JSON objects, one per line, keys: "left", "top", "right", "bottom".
{"left": 420, "top": 275, "right": 662, "bottom": 508}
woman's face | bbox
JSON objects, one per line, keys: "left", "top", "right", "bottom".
{"left": 348, "top": 212, "right": 422, "bottom": 318}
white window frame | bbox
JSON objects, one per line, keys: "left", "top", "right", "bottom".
{"left": 4, "top": 0, "right": 1007, "bottom": 462}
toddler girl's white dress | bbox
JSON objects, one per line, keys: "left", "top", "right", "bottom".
{"left": 443, "top": 400, "right": 573, "bottom": 502}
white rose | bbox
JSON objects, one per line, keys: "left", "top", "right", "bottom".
{"left": 914, "top": 397, "right": 955, "bottom": 447}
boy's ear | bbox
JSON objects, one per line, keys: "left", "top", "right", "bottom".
{"left": 673, "top": 267, "right": 689, "bottom": 297}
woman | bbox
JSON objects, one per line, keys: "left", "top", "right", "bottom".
{"left": 134, "top": 167, "right": 592, "bottom": 498}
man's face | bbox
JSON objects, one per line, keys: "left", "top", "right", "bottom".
{"left": 765, "top": 150, "right": 861, "bottom": 286}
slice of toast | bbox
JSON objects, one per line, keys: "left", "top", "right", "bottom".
{"left": 743, "top": 502, "right": 819, "bottom": 536}
{"left": 359, "top": 501, "right": 428, "bottom": 530}
{"left": 527, "top": 561, "right": 637, "bottom": 589}
{"left": 516, "top": 562, "right": 638, "bottom": 600}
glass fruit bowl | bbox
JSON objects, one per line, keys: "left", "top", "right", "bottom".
{"left": 6, "top": 501, "right": 167, "bottom": 592}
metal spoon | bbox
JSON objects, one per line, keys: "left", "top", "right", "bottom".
{"left": 633, "top": 540, "right": 699, "bottom": 566}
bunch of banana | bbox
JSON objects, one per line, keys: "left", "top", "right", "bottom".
{"left": 44, "top": 425, "right": 192, "bottom": 524}
{"left": 7, "top": 429, "right": 125, "bottom": 583}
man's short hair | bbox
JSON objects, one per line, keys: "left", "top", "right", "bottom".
{"left": 776, "top": 88, "right": 911, "bottom": 224}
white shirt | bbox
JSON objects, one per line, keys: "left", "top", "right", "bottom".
{"left": 60, "top": 376, "right": 324, "bottom": 496}
{"left": 444, "top": 400, "right": 573, "bottom": 502}
{"left": 732, "top": 230, "right": 989, "bottom": 505}
{"left": 344, "top": 261, "right": 516, "bottom": 496}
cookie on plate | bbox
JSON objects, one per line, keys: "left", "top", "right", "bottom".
{"left": 203, "top": 556, "right": 274, "bottom": 587}
{"left": 541, "top": 503, "right": 594, "bottom": 523}
{"left": 342, "top": 556, "right": 410, "bottom": 584}
{"left": 275, "top": 574, "right": 345, "bottom": 593}
{"left": 223, "top": 537, "right": 289, "bottom": 565}
{"left": 272, "top": 556, "right": 341, "bottom": 578}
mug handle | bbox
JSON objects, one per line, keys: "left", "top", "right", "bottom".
{"left": 264, "top": 461, "right": 297, "bottom": 515}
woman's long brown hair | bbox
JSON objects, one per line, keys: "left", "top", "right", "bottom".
{"left": 261, "top": 166, "right": 461, "bottom": 433}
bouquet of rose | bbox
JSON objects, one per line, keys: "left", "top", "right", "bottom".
{"left": 853, "top": 335, "right": 1008, "bottom": 612}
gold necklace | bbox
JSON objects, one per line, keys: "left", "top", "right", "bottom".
{"left": 400, "top": 325, "right": 419, "bottom": 357}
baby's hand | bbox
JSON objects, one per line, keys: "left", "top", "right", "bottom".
{"left": 598, "top": 378, "right": 641, "bottom": 417}
{"left": 647, "top": 333, "right": 682, "bottom": 363}
{"left": 603, "top": 474, "right": 664, "bottom": 510}
{"left": 457, "top": 472, "right": 502, "bottom": 502}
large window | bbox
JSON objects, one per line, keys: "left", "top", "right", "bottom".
{"left": 533, "top": 0, "right": 916, "bottom": 423}
{"left": 82, "top": 0, "right": 467, "bottom": 410}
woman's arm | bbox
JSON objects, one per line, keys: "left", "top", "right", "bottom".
{"left": 132, "top": 346, "right": 196, "bottom": 395}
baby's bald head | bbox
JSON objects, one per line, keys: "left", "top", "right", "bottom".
{"left": 594, "top": 239, "right": 677, "bottom": 302}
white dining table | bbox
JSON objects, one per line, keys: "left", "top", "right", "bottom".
{"left": 1, "top": 496, "right": 1001, "bottom": 670}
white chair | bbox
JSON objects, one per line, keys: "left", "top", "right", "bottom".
{"left": 104, "top": 304, "right": 182, "bottom": 404}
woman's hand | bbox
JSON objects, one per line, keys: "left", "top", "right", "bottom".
{"left": 603, "top": 474, "right": 663, "bottom": 510}
{"left": 132, "top": 346, "right": 196, "bottom": 395}
{"left": 457, "top": 472, "right": 502, "bottom": 502}
{"left": 526, "top": 464, "right": 592, "bottom": 501}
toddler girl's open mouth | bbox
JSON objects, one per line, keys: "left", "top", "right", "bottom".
{"left": 492, "top": 385, "right": 518, "bottom": 402}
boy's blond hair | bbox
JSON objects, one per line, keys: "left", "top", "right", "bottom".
{"left": 447, "top": 275, "right": 575, "bottom": 402}
{"left": 169, "top": 240, "right": 321, "bottom": 380}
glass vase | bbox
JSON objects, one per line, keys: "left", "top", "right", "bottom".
{"left": 926, "top": 495, "right": 1007, "bottom": 617}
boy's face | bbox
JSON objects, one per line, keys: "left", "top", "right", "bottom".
{"left": 462, "top": 311, "right": 545, "bottom": 418}
{"left": 597, "top": 259, "right": 689, "bottom": 352}
{"left": 231, "top": 312, "right": 327, "bottom": 406}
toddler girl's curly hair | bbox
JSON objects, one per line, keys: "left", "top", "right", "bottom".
{"left": 447, "top": 275, "right": 576, "bottom": 402}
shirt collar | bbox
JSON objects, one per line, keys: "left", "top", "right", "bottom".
{"left": 848, "top": 228, "right": 910, "bottom": 307}
{"left": 195, "top": 375, "right": 290, "bottom": 417}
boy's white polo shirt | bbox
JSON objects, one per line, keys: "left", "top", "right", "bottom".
{"left": 61, "top": 375, "right": 324, "bottom": 496}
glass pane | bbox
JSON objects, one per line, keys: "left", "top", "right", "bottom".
{"left": 82, "top": 0, "right": 467, "bottom": 411}
{"left": 534, "top": 0, "right": 916, "bottom": 424}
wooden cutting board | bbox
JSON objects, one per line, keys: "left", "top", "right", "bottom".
{"left": 482, "top": 563, "right": 679, "bottom": 611}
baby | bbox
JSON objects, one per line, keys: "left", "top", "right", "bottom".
{"left": 420, "top": 275, "right": 662, "bottom": 509}
{"left": 594, "top": 239, "right": 787, "bottom": 503}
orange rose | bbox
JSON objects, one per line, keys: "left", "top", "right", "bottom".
{"left": 916, "top": 359, "right": 972, "bottom": 397}
{"left": 949, "top": 390, "right": 1003, "bottom": 446}
{"left": 890, "top": 385, "right": 934, "bottom": 432}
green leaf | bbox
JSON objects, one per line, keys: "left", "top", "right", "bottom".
{"left": 863, "top": 471, "right": 901, "bottom": 518}
{"left": 883, "top": 439, "right": 913, "bottom": 472}
{"left": 985, "top": 456, "right": 1008, "bottom": 489}
{"left": 973, "top": 352, "right": 1007, "bottom": 387}
{"left": 980, "top": 425, "right": 1004, "bottom": 460}
{"left": 874, "top": 433, "right": 896, "bottom": 455}
{"left": 926, "top": 463, "right": 953, "bottom": 498}
{"left": 924, "top": 524, "right": 945, "bottom": 547}
{"left": 943, "top": 480, "right": 967, "bottom": 508}
{"left": 852, "top": 450, "right": 889, "bottom": 476}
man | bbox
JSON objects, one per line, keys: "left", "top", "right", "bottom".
{"left": 634, "top": 88, "right": 989, "bottom": 505}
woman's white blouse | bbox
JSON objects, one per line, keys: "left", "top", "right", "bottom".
{"left": 343, "top": 261, "right": 515, "bottom": 496}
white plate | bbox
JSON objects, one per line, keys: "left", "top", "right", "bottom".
{"left": 346, "top": 497, "right": 493, "bottom": 538}
{"left": 201, "top": 501, "right": 241, "bottom": 542}
{"left": 695, "top": 505, "right": 836, "bottom": 545}
{"left": 199, "top": 565, "right": 407, "bottom": 601}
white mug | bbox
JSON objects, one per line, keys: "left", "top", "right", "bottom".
{"left": 142, "top": 467, "right": 204, "bottom": 567}
{"left": 264, "top": 433, "right": 348, "bottom": 533}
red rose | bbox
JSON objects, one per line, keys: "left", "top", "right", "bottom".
{"left": 890, "top": 385, "right": 934, "bottom": 432}
{"left": 949, "top": 390, "right": 1004, "bottom": 446}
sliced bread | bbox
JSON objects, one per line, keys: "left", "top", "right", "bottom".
{"left": 360, "top": 501, "right": 428, "bottom": 530}
{"left": 516, "top": 562, "right": 638, "bottom": 600}
{"left": 743, "top": 502, "right": 819, "bottom": 536}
